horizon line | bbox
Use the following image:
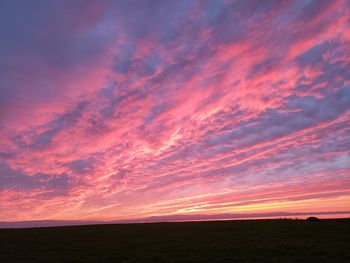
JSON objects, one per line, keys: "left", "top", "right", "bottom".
{"left": 1, "top": 210, "right": 349, "bottom": 229}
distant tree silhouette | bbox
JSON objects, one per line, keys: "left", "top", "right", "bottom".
{"left": 307, "top": 216, "right": 321, "bottom": 222}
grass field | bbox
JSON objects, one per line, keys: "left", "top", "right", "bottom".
{"left": 1, "top": 219, "right": 349, "bottom": 262}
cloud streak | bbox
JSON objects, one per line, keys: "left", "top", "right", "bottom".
{"left": 0, "top": 0, "right": 349, "bottom": 222}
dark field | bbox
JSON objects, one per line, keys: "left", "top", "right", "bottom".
{"left": 1, "top": 219, "right": 350, "bottom": 263}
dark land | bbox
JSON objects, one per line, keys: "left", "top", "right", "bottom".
{"left": 1, "top": 219, "right": 349, "bottom": 262}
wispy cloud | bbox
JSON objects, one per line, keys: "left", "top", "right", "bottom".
{"left": 0, "top": 0, "right": 349, "bottom": 222}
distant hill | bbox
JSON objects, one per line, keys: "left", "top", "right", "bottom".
{"left": 0, "top": 220, "right": 103, "bottom": 229}
{"left": 1, "top": 210, "right": 349, "bottom": 228}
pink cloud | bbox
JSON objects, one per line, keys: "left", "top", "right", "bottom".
{"left": 1, "top": 0, "right": 349, "bottom": 223}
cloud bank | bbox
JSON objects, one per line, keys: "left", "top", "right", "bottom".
{"left": 0, "top": 0, "right": 349, "bottom": 222}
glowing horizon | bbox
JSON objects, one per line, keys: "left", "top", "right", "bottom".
{"left": 1, "top": 0, "right": 349, "bottom": 223}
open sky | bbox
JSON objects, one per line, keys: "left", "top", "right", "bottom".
{"left": 1, "top": 0, "right": 350, "bottom": 223}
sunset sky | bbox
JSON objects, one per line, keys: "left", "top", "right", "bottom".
{"left": 1, "top": 0, "right": 349, "bottom": 223}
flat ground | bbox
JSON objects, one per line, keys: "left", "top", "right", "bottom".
{"left": 1, "top": 219, "right": 349, "bottom": 262}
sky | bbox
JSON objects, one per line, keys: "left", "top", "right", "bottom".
{"left": 0, "top": 0, "right": 350, "bottom": 223}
